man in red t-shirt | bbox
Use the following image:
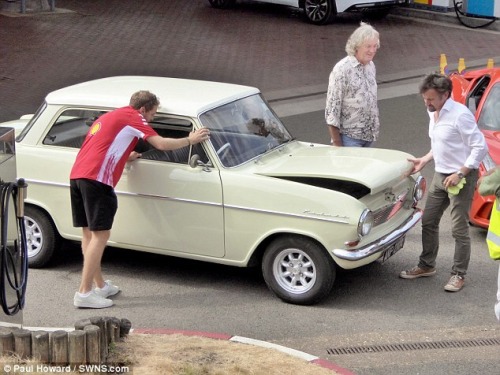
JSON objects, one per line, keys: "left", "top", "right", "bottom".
{"left": 71, "top": 90, "right": 209, "bottom": 308}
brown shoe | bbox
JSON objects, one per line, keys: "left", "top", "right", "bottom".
{"left": 399, "top": 266, "right": 436, "bottom": 279}
{"left": 444, "top": 275, "right": 465, "bottom": 292}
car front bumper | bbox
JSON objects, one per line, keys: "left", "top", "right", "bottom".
{"left": 332, "top": 208, "right": 423, "bottom": 261}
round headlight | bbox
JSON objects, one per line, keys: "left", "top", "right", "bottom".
{"left": 413, "top": 175, "right": 426, "bottom": 203}
{"left": 358, "top": 209, "right": 374, "bottom": 237}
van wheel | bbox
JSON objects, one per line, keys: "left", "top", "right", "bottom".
{"left": 304, "top": 0, "right": 336, "bottom": 25}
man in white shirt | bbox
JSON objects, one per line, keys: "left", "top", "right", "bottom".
{"left": 400, "top": 73, "right": 488, "bottom": 292}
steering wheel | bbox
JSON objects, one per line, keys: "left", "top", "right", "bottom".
{"left": 216, "top": 142, "right": 232, "bottom": 161}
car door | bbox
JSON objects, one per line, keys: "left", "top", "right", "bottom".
{"left": 477, "top": 82, "right": 500, "bottom": 131}
{"left": 112, "top": 117, "right": 225, "bottom": 258}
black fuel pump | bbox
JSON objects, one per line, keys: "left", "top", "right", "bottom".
{"left": 0, "top": 127, "right": 28, "bottom": 326}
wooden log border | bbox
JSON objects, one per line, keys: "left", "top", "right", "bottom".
{"left": 0, "top": 317, "right": 131, "bottom": 365}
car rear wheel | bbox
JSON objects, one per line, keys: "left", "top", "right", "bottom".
{"left": 24, "top": 206, "right": 60, "bottom": 268}
{"left": 208, "top": 0, "right": 236, "bottom": 9}
{"left": 303, "top": 0, "right": 336, "bottom": 25}
{"left": 262, "top": 235, "right": 336, "bottom": 305}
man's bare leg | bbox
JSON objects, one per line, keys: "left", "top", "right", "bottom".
{"left": 79, "top": 228, "right": 110, "bottom": 294}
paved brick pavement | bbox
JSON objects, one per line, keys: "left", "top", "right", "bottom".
{"left": 1, "top": 0, "right": 499, "bottom": 123}
{"left": 1, "top": 3, "right": 499, "bottom": 373}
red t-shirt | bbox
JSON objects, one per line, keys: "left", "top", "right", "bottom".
{"left": 70, "top": 106, "right": 158, "bottom": 187}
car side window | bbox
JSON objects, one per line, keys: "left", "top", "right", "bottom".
{"left": 43, "top": 109, "right": 107, "bottom": 148}
{"left": 466, "top": 76, "right": 490, "bottom": 114}
{"left": 478, "top": 84, "right": 500, "bottom": 131}
{"left": 138, "top": 116, "right": 209, "bottom": 164}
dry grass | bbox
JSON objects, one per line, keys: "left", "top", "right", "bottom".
{"left": 109, "top": 333, "right": 339, "bottom": 375}
{"left": 0, "top": 333, "right": 340, "bottom": 374}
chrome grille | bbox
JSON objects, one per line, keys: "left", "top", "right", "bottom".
{"left": 373, "top": 191, "right": 408, "bottom": 227}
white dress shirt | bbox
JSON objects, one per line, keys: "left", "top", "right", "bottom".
{"left": 429, "top": 98, "right": 488, "bottom": 174}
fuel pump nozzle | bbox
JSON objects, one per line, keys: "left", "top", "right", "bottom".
{"left": 15, "top": 178, "right": 27, "bottom": 218}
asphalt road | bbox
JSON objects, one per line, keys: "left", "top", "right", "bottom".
{"left": 1, "top": 1, "right": 500, "bottom": 374}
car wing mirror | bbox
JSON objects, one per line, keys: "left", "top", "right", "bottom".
{"left": 189, "top": 154, "right": 212, "bottom": 172}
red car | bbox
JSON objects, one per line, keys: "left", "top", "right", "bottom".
{"left": 450, "top": 67, "right": 500, "bottom": 228}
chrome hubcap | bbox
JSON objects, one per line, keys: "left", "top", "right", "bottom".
{"left": 24, "top": 217, "right": 42, "bottom": 257}
{"left": 273, "top": 249, "right": 316, "bottom": 294}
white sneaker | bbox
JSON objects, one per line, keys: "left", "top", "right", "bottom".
{"left": 74, "top": 291, "right": 113, "bottom": 309}
{"left": 94, "top": 280, "right": 120, "bottom": 298}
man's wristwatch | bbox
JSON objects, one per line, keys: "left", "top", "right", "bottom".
{"left": 456, "top": 171, "right": 465, "bottom": 179}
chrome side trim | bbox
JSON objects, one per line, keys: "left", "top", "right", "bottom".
{"left": 332, "top": 208, "right": 423, "bottom": 261}
{"left": 25, "top": 179, "right": 68, "bottom": 188}
{"left": 24, "top": 179, "right": 221, "bottom": 207}
{"left": 226, "top": 204, "right": 350, "bottom": 224}
{"left": 23, "top": 179, "right": 350, "bottom": 224}
{"left": 117, "top": 190, "right": 222, "bottom": 207}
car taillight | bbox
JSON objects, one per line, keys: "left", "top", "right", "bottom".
{"left": 482, "top": 153, "right": 496, "bottom": 172}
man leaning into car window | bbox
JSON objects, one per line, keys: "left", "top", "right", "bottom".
{"left": 400, "top": 73, "right": 488, "bottom": 293}
{"left": 325, "top": 22, "right": 380, "bottom": 147}
{"left": 70, "top": 90, "right": 210, "bottom": 309}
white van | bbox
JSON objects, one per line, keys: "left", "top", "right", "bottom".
{"left": 208, "top": 0, "right": 409, "bottom": 25}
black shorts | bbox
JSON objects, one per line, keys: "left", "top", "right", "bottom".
{"left": 70, "top": 179, "right": 117, "bottom": 231}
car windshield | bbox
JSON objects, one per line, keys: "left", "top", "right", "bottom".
{"left": 478, "top": 83, "right": 500, "bottom": 131}
{"left": 200, "top": 94, "right": 293, "bottom": 167}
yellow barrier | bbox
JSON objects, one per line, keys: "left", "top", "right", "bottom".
{"left": 458, "top": 58, "right": 466, "bottom": 73}
{"left": 439, "top": 55, "right": 495, "bottom": 74}
{"left": 439, "top": 53, "right": 448, "bottom": 74}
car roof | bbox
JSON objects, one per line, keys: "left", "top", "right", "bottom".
{"left": 462, "top": 67, "right": 500, "bottom": 81}
{"left": 45, "top": 76, "right": 260, "bottom": 116}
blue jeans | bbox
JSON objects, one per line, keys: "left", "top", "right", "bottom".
{"left": 341, "top": 134, "right": 373, "bottom": 147}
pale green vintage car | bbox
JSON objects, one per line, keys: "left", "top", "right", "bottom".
{"left": 1, "top": 76, "right": 424, "bottom": 305}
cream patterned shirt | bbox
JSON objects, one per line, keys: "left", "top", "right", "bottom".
{"left": 325, "top": 55, "right": 380, "bottom": 142}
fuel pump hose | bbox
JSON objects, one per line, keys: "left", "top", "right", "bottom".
{"left": 0, "top": 179, "right": 28, "bottom": 316}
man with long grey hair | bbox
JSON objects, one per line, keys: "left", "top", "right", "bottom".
{"left": 325, "top": 22, "right": 380, "bottom": 147}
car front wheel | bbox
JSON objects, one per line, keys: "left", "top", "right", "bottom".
{"left": 24, "top": 206, "right": 60, "bottom": 268}
{"left": 208, "top": 0, "right": 236, "bottom": 9}
{"left": 262, "top": 236, "right": 335, "bottom": 305}
{"left": 303, "top": 0, "right": 336, "bottom": 25}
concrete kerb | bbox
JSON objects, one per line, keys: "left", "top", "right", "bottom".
{"left": 131, "top": 328, "right": 356, "bottom": 374}
{"left": 266, "top": 56, "right": 500, "bottom": 118}
{"left": 390, "top": 6, "right": 500, "bottom": 32}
